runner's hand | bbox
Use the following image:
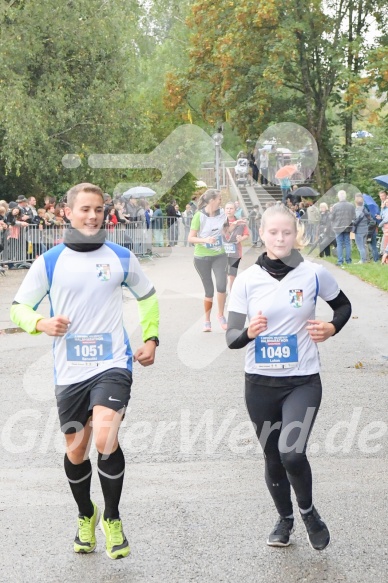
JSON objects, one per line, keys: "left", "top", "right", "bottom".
{"left": 36, "top": 316, "right": 71, "bottom": 336}
{"left": 306, "top": 320, "right": 335, "bottom": 343}
{"left": 205, "top": 236, "right": 217, "bottom": 245}
{"left": 247, "top": 311, "right": 268, "bottom": 339}
{"left": 134, "top": 341, "right": 156, "bottom": 367}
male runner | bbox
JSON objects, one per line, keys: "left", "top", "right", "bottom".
{"left": 10, "top": 183, "right": 159, "bottom": 559}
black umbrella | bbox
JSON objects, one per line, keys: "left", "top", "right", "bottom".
{"left": 307, "top": 231, "right": 334, "bottom": 255}
{"left": 293, "top": 186, "right": 319, "bottom": 198}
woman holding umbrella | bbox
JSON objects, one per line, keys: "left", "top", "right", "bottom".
{"left": 275, "top": 165, "right": 298, "bottom": 204}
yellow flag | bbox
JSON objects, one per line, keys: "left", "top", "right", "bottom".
{"left": 225, "top": 111, "right": 230, "bottom": 122}
{"left": 188, "top": 108, "right": 193, "bottom": 124}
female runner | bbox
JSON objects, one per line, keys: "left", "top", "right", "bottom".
{"left": 226, "top": 203, "right": 351, "bottom": 550}
{"left": 188, "top": 189, "right": 228, "bottom": 332}
{"left": 222, "top": 202, "right": 250, "bottom": 290}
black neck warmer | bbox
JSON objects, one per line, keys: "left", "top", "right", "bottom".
{"left": 256, "top": 249, "right": 304, "bottom": 280}
{"left": 64, "top": 227, "right": 106, "bottom": 252}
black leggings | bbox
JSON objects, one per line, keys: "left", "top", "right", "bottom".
{"left": 227, "top": 256, "right": 241, "bottom": 277}
{"left": 194, "top": 254, "right": 228, "bottom": 297}
{"left": 245, "top": 373, "right": 322, "bottom": 517}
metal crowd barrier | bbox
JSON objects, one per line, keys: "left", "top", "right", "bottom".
{"left": 0, "top": 222, "right": 150, "bottom": 267}
{"left": 0, "top": 217, "right": 194, "bottom": 268}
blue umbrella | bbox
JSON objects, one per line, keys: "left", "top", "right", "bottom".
{"left": 373, "top": 175, "right": 388, "bottom": 189}
{"left": 362, "top": 194, "right": 379, "bottom": 217}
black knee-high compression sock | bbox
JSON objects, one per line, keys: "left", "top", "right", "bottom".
{"left": 64, "top": 454, "right": 94, "bottom": 518}
{"left": 97, "top": 445, "right": 125, "bottom": 520}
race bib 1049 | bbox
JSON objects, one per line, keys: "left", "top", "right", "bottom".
{"left": 66, "top": 333, "right": 113, "bottom": 367}
{"left": 255, "top": 334, "right": 298, "bottom": 369}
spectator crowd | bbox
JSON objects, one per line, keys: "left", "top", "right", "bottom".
{"left": 1, "top": 187, "right": 387, "bottom": 270}
{"left": 274, "top": 188, "right": 388, "bottom": 266}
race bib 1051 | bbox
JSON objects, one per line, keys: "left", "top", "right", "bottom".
{"left": 66, "top": 333, "right": 113, "bottom": 367}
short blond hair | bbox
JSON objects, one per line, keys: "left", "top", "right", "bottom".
{"left": 65, "top": 183, "right": 104, "bottom": 209}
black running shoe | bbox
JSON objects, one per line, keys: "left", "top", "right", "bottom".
{"left": 267, "top": 516, "right": 294, "bottom": 547}
{"left": 301, "top": 507, "right": 330, "bottom": 551}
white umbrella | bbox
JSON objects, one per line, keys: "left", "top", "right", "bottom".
{"left": 122, "top": 186, "right": 156, "bottom": 199}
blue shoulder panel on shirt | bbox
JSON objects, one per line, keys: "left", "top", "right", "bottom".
{"left": 43, "top": 244, "right": 66, "bottom": 290}
{"left": 105, "top": 241, "right": 130, "bottom": 284}
{"left": 314, "top": 273, "right": 320, "bottom": 304}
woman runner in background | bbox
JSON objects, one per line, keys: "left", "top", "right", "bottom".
{"left": 222, "top": 202, "right": 250, "bottom": 291}
{"left": 226, "top": 204, "right": 351, "bottom": 550}
{"left": 188, "top": 189, "right": 228, "bottom": 332}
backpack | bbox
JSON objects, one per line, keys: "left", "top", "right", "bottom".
{"left": 367, "top": 216, "right": 377, "bottom": 236}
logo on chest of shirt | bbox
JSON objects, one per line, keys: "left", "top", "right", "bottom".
{"left": 289, "top": 289, "right": 303, "bottom": 308}
{"left": 96, "top": 264, "right": 111, "bottom": 281}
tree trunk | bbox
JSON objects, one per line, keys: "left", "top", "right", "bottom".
{"left": 344, "top": 1, "right": 354, "bottom": 181}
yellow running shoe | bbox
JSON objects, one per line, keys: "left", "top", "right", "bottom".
{"left": 74, "top": 501, "right": 100, "bottom": 553}
{"left": 100, "top": 515, "right": 130, "bottom": 559}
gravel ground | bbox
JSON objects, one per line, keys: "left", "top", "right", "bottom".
{"left": 0, "top": 247, "right": 387, "bottom": 582}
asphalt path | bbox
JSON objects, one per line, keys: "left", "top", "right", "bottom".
{"left": 0, "top": 247, "right": 387, "bottom": 582}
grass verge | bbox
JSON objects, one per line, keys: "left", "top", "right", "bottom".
{"left": 305, "top": 246, "right": 388, "bottom": 292}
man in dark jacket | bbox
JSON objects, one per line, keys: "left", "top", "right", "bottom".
{"left": 123, "top": 196, "right": 138, "bottom": 222}
{"left": 166, "top": 199, "right": 177, "bottom": 246}
{"left": 16, "top": 196, "right": 32, "bottom": 224}
{"left": 330, "top": 190, "right": 356, "bottom": 266}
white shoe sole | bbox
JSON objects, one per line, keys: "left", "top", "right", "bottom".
{"left": 74, "top": 506, "right": 100, "bottom": 554}
{"left": 266, "top": 540, "right": 292, "bottom": 547}
{"left": 306, "top": 531, "right": 331, "bottom": 551}
{"left": 266, "top": 526, "right": 295, "bottom": 547}
{"left": 99, "top": 518, "right": 130, "bottom": 560}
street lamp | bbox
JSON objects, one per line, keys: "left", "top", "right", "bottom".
{"left": 212, "top": 131, "right": 224, "bottom": 190}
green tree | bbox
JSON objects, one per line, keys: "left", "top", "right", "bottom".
{"left": 166, "top": 0, "right": 388, "bottom": 191}
{"left": 0, "top": 0, "right": 154, "bottom": 199}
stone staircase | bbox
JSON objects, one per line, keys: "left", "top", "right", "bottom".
{"left": 238, "top": 182, "right": 314, "bottom": 214}
{"left": 238, "top": 185, "right": 254, "bottom": 212}
{"left": 225, "top": 165, "right": 313, "bottom": 217}
{"left": 252, "top": 184, "right": 282, "bottom": 209}
{"left": 238, "top": 183, "right": 282, "bottom": 214}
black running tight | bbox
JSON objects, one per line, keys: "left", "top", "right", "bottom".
{"left": 245, "top": 373, "right": 322, "bottom": 517}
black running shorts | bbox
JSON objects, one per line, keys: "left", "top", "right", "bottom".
{"left": 55, "top": 367, "right": 132, "bottom": 434}
{"left": 227, "top": 256, "right": 241, "bottom": 277}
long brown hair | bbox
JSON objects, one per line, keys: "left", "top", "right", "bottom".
{"left": 197, "top": 189, "right": 220, "bottom": 210}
